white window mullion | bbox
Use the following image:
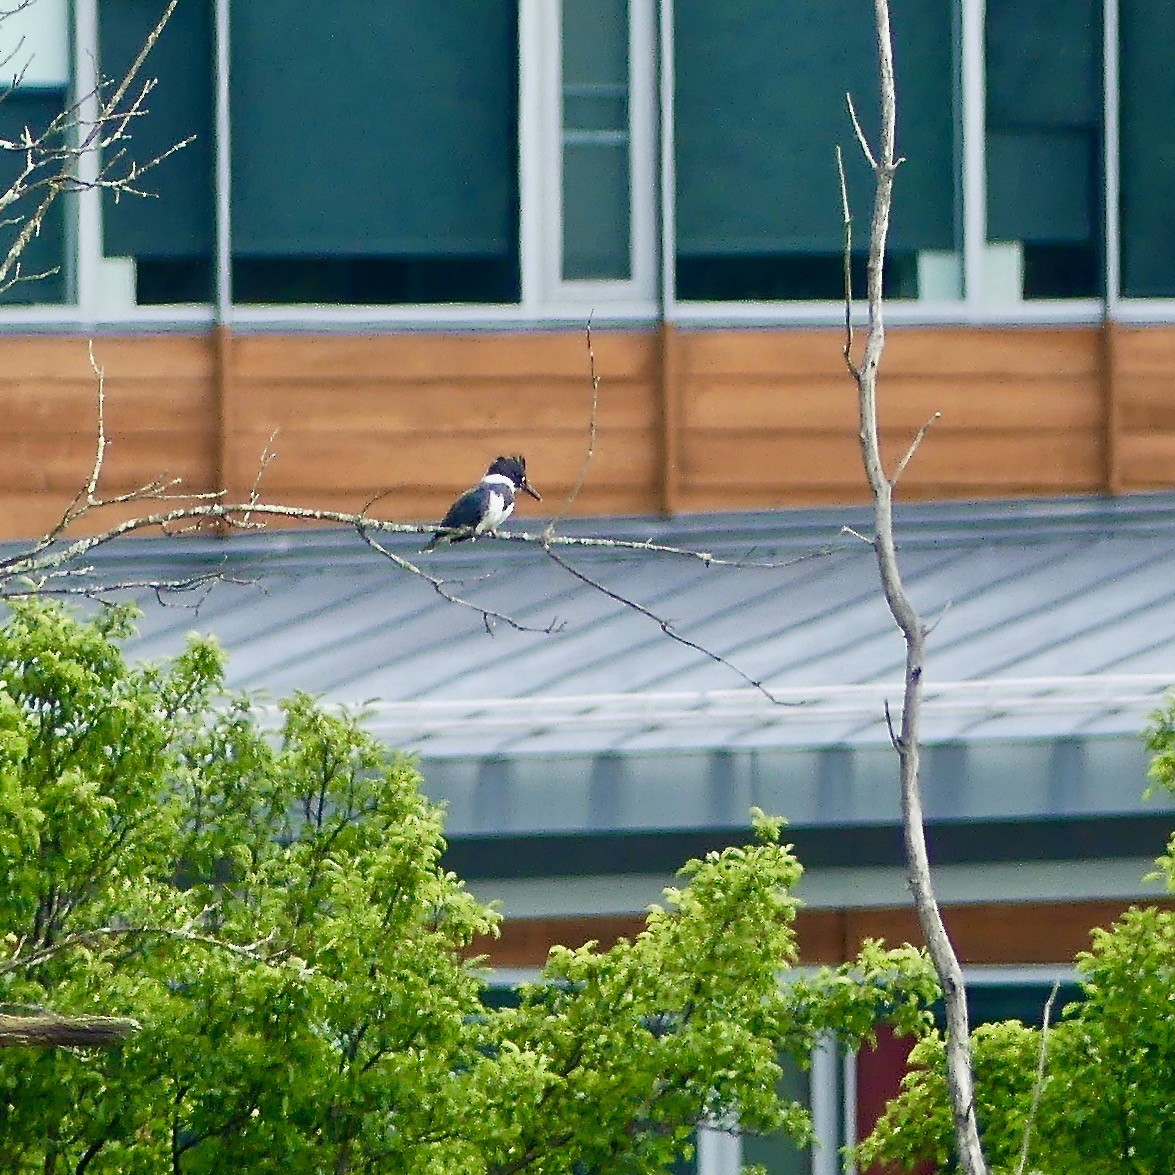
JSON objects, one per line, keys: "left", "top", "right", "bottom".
{"left": 658, "top": 0, "right": 675, "bottom": 315}
{"left": 960, "top": 0, "right": 986, "bottom": 312}
{"left": 628, "top": 0, "right": 657, "bottom": 302}
{"left": 213, "top": 0, "right": 233, "bottom": 321}
{"left": 72, "top": 0, "right": 101, "bottom": 312}
{"left": 1103, "top": 0, "right": 1121, "bottom": 311}
{"left": 518, "top": 0, "right": 552, "bottom": 311}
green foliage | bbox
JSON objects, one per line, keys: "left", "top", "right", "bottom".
{"left": 856, "top": 697, "right": 1175, "bottom": 1174}
{"left": 0, "top": 602, "right": 935, "bottom": 1173}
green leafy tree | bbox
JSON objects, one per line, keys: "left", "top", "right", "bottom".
{"left": 856, "top": 698, "right": 1175, "bottom": 1175}
{"left": 0, "top": 599, "right": 936, "bottom": 1173}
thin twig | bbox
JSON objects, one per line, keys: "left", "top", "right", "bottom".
{"left": 540, "top": 542, "right": 784, "bottom": 702}
{"left": 890, "top": 412, "right": 941, "bottom": 488}
{"left": 835, "top": 145, "right": 859, "bottom": 378}
{"left": 846, "top": 91, "right": 877, "bottom": 171}
{"left": 545, "top": 315, "right": 600, "bottom": 540}
{"left": 355, "top": 519, "right": 564, "bottom": 636}
{"left": 1015, "top": 980, "right": 1061, "bottom": 1175}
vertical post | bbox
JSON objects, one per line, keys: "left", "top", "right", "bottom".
{"left": 213, "top": 0, "right": 233, "bottom": 325}
{"left": 657, "top": 320, "right": 680, "bottom": 514}
{"left": 1101, "top": 0, "right": 1123, "bottom": 494}
{"left": 960, "top": 0, "right": 985, "bottom": 308}
{"left": 213, "top": 0, "right": 233, "bottom": 499}
{"left": 1103, "top": 0, "right": 1121, "bottom": 312}
{"left": 811, "top": 1034, "right": 842, "bottom": 1175}
{"left": 72, "top": 0, "right": 101, "bottom": 315}
{"left": 656, "top": 0, "right": 679, "bottom": 515}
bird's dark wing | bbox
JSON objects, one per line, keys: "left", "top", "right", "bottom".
{"left": 439, "top": 485, "right": 489, "bottom": 531}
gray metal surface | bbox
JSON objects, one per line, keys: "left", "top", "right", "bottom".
{"left": 35, "top": 492, "right": 1175, "bottom": 838}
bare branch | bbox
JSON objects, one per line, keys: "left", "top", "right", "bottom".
{"left": 844, "top": 1, "right": 986, "bottom": 1171}
{"left": 355, "top": 519, "right": 564, "bottom": 636}
{"left": 0, "top": 1011, "right": 139, "bottom": 1049}
{"left": 544, "top": 315, "right": 600, "bottom": 540}
{"left": 846, "top": 91, "right": 877, "bottom": 170}
{"left": 0, "top": 0, "right": 185, "bottom": 295}
{"left": 1, "top": 918, "right": 284, "bottom": 976}
{"left": 1015, "top": 980, "right": 1061, "bottom": 1175}
{"left": 539, "top": 541, "right": 784, "bottom": 703}
{"left": 890, "top": 411, "right": 941, "bottom": 488}
{"left": 835, "top": 145, "right": 859, "bottom": 379}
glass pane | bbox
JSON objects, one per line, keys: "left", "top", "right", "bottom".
{"left": 0, "top": 0, "right": 70, "bottom": 305}
{"left": 983, "top": 0, "right": 1102, "bottom": 300}
{"left": 229, "top": 3, "right": 519, "bottom": 304}
{"left": 562, "top": 0, "right": 631, "bottom": 281}
{"left": 741, "top": 1054, "right": 812, "bottom": 1174}
{"left": 0, "top": 91, "right": 68, "bottom": 305}
{"left": 1119, "top": 0, "right": 1175, "bottom": 296}
{"left": 675, "top": 0, "right": 960, "bottom": 302}
{"left": 98, "top": 0, "right": 215, "bottom": 304}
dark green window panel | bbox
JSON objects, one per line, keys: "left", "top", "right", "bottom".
{"left": 230, "top": 2, "right": 519, "bottom": 304}
{"left": 1119, "top": 0, "right": 1175, "bottom": 296}
{"left": 984, "top": 0, "right": 1102, "bottom": 299}
{"left": 98, "top": 0, "right": 215, "bottom": 303}
{"left": 0, "top": 89, "right": 69, "bottom": 305}
{"left": 741, "top": 1053, "right": 812, "bottom": 1174}
{"left": 674, "top": 0, "right": 957, "bottom": 301}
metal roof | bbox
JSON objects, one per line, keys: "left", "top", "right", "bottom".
{"left": 44, "top": 492, "right": 1175, "bottom": 849}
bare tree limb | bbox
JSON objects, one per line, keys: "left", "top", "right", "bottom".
{"left": 0, "top": 1011, "right": 139, "bottom": 1049}
{"left": 0, "top": 0, "right": 186, "bottom": 295}
{"left": 843, "top": 2, "right": 988, "bottom": 1172}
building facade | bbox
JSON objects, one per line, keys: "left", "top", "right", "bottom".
{"left": 0, "top": 0, "right": 1172, "bottom": 538}
{"left": 5, "top": 3, "right": 1175, "bottom": 1172}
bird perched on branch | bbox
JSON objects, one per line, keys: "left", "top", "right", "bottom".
{"left": 424, "top": 455, "right": 542, "bottom": 551}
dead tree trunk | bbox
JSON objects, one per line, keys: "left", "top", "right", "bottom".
{"left": 842, "top": 0, "right": 989, "bottom": 1171}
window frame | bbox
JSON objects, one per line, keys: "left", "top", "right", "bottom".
{"left": 2, "top": 0, "right": 1174, "bottom": 328}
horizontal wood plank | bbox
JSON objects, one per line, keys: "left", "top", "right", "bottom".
{"left": 1116, "top": 431, "right": 1175, "bottom": 487}
{"left": 1110, "top": 325, "right": 1175, "bottom": 377}
{"left": 233, "top": 378, "right": 653, "bottom": 435}
{"left": 233, "top": 330, "right": 657, "bottom": 383}
{"left": 230, "top": 428, "right": 659, "bottom": 495}
{"left": 0, "top": 431, "right": 214, "bottom": 493}
{"left": 686, "top": 376, "right": 1102, "bottom": 432}
{"left": 679, "top": 327, "right": 1101, "bottom": 380}
{"left": 0, "top": 379, "right": 214, "bottom": 435}
{"left": 681, "top": 430, "right": 1102, "bottom": 491}
{"left": 0, "top": 335, "right": 213, "bottom": 381}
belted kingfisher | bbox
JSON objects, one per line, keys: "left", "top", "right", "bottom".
{"left": 424, "top": 455, "right": 542, "bottom": 550}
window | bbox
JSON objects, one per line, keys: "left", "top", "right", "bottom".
{"left": 674, "top": 0, "right": 961, "bottom": 303}
{"left": 0, "top": 0, "right": 71, "bottom": 305}
{"left": 1118, "top": 0, "right": 1175, "bottom": 297}
{"left": 526, "top": 0, "right": 658, "bottom": 308}
{"left": 983, "top": 0, "right": 1103, "bottom": 300}
{"left": 230, "top": 3, "right": 519, "bottom": 306}
{"left": 98, "top": 0, "right": 214, "bottom": 305}
{"left": 5, "top": 2, "right": 1175, "bottom": 319}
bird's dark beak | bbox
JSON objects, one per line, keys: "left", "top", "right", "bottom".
{"left": 522, "top": 479, "right": 542, "bottom": 501}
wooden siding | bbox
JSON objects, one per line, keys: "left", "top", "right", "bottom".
{"left": 0, "top": 322, "right": 1168, "bottom": 538}
{"left": 473, "top": 898, "right": 1175, "bottom": 969}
